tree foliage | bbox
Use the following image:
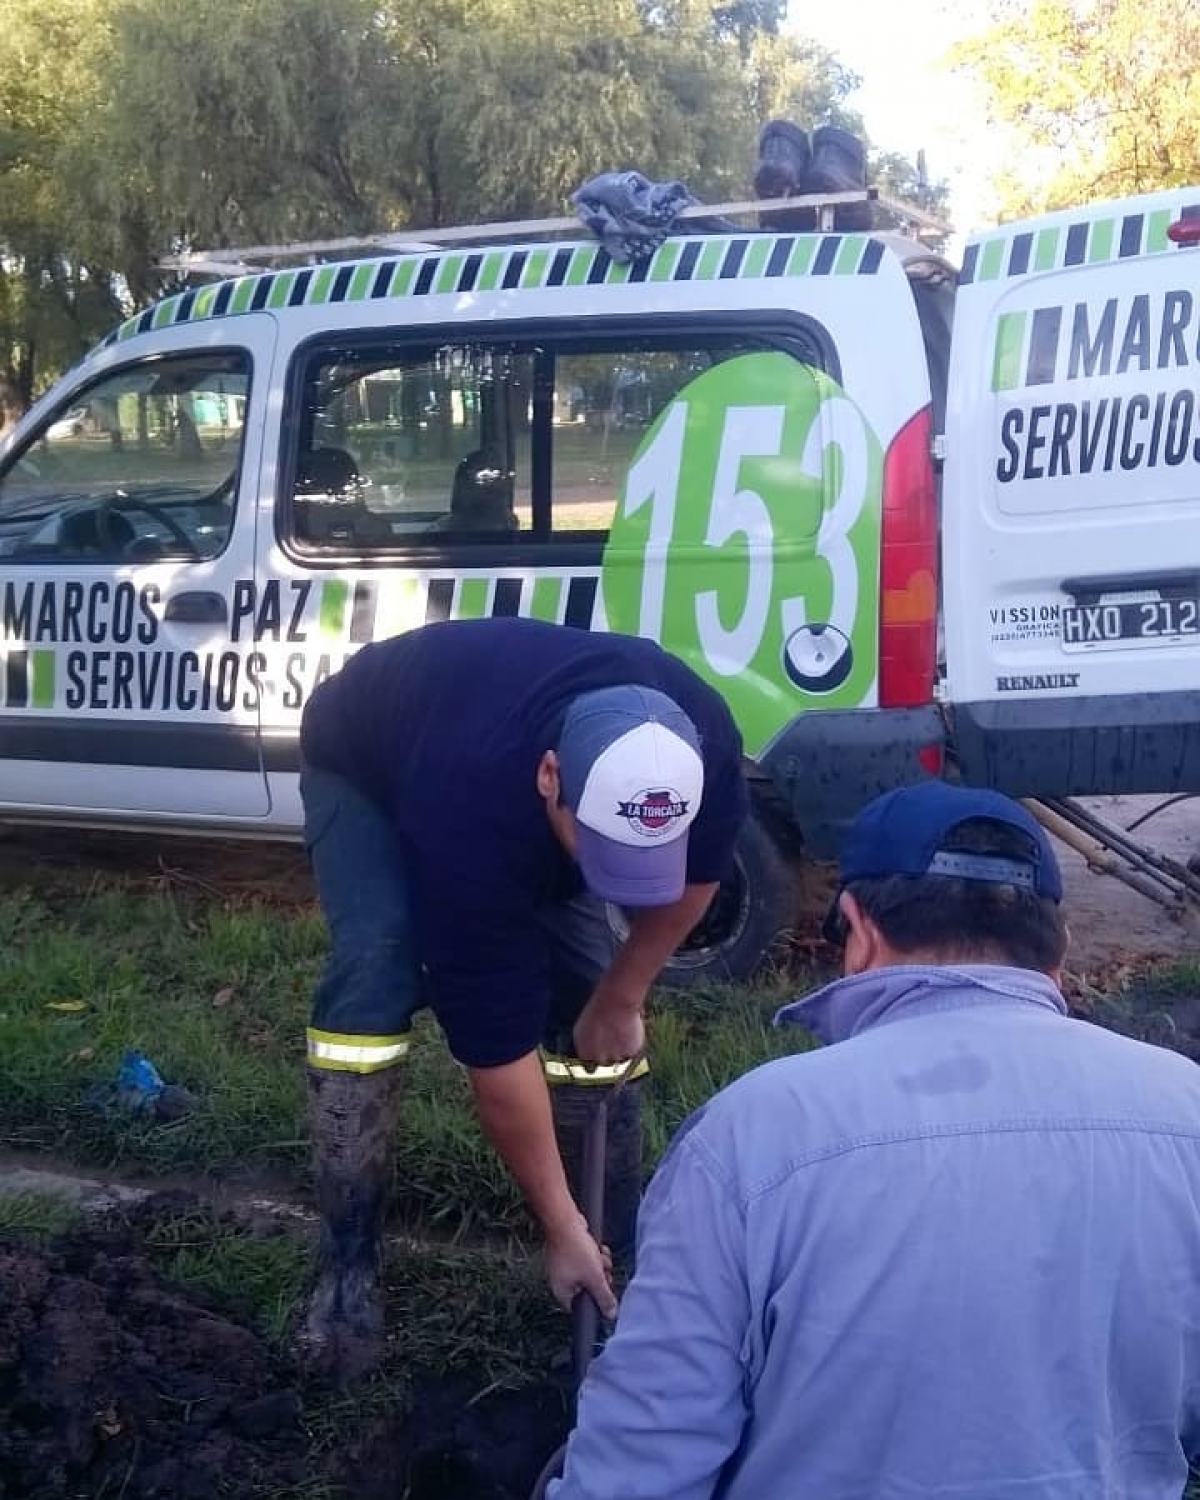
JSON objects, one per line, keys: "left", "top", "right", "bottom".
{"left": 0, "top": 0, "right": 943, "bottom": 417}
{"left": 0, "top": 0, "right": 125, "bottom": 422}
{"left": 953, "top": 0, "right": 1200, "bottom": 215}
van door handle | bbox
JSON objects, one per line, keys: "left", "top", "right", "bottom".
{"left": 165, "top": 590, "right": 228, "bottom": 624}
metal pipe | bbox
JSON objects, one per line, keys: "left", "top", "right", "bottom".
{"left": 1025, "top": 798, "right": 1200, "bottom": 914}
{"left": 1050, "top": 796, "right": 1200, "bottom": 901}
{"left": 529, "top": 1052, "right": 644, "bottom": 1498}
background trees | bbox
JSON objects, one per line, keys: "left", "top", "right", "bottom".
{"left": 0, "top": 0, "right": 936, "bottom": 420}
{"left": 953, "top": 0, "right": 1200, "bottom": 216}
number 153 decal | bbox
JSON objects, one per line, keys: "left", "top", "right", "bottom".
{"left": 600, "top": 352, "right": 883, "bottom": 755}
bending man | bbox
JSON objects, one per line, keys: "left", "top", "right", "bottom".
{"left": 296, "top": 617, "right": 747, "bottom": 1382}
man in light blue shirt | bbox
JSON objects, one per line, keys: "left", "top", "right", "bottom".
{"left": 550, "top": 782, "right": 1200, "bottom": 1499}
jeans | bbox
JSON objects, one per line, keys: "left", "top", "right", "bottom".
{"left": 300, "top": 762, "right": 616, "bottom": 1060}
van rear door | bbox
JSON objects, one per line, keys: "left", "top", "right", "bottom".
{"left": 942, "top": 189, "right": 1200, "bottom": 795}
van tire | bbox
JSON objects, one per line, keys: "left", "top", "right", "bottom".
{"left": 605, "top": 807, "right": 801, "bottom": 988}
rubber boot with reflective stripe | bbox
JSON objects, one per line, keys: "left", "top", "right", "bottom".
{"left": 294, "top": 1063, "right": 402, "bottom": 1385}
{"left": 550, "top": 1078, "right": 644, "bottom": 1274}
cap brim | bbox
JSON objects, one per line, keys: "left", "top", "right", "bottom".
{"left": 575, "top": 824, "right": 689, "bottom": 907}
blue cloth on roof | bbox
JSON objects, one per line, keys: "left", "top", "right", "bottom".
{"left": 570, "top": 172, "right": 695, "bottom": 264}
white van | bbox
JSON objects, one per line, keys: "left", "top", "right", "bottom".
{"left": 942, "top": 191, "right": 1200, "bottom": 794}
{"left": 1, "top": 187, "right": 1197, "bottom": 977}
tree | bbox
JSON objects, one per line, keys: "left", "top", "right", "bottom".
{"left": 952, "top": 0, "right": 1200, "bottom": 214}
{"left": 0, "top": 0, "right": 125, "bottom": 426}
{"left": 0, "top": 0, "right": 944, "bottom": 418}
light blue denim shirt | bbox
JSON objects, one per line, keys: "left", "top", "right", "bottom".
{"left": 550, "top": 965, "right": 1200, "bottom": 1500}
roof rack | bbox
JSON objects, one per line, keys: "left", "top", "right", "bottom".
{"left": 158, "top": 190, "right": 950, "bottom": 279}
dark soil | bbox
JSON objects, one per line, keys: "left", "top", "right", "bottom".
{"left": 0, "top": 825, "right": 315, "bottom": 912}
{"left": 0, "top": 1212, "right": 566, "bottom": 1500}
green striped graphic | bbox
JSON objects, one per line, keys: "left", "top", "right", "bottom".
{"left": 348, "top": 264, "right": 374, "bottom": 301}
{"left": 1034, "top": 228, "right": 1059, "bottom": 271}
{"left": 268, "top": 272, "right": 296, "bottom": 309}
{"left": 1147, "top": 209, "right": 1171, "bottom": 253}
{"left": 31, "top": 650, "right": 55, "bottom": 709}
{"left": 435, "top": 255, "right": 463, "bottom": 294}
{"left": 834, "top": 236, "right": 864, "bottom": 274}
{"left": 787, "top": 238, "right": 817, "bottom": 275}
{"left": 521, "top": 249, "right": 550, "bottom": 289}
{"left": 109, "top": 225, "right": 897, "bottom": 344}
{"left": 742, "top": 237, "right": 771, "bottom": 278}
{"left": 528, "top": 577, "right": 565, "bottom": 622}
{"left": 965, "top": 199, "right": 1197, "bottom": 285}
{"left": 478, "top": 252, "right": 504, "bottom": 292}
{"left": 1087, "top": 218, "right": 1114, "bottom": 263}
{"left": 193, "top": 285, "right": 218, "bottom": 319}
{"left": 389, "top": 259, "right": 417, "bottom": 297}
{"left": 991, "top": 312, "right": 1027, "bottom": 393}
{"left": 319, "top": 580, "right": 349, "bottom": 635}
{"left": 978, "top": 238, "right": 1006, "bottom": 282}
{"left": 455, "top": 578, "right": 491, "bottom": 619}
{"left": 648, "top": 241, "right": 682, "bottom": 282}
{"left": 695, "top": 240, "right": 726, "bottom": 280}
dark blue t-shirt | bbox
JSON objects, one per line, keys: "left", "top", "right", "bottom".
{"left": 301, "top": 619, "right": 748, "bottom": 1066}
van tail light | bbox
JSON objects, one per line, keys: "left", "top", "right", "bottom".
{"left": 1167, "top": 208, "right": 1200, "bottom": 245}
{"left": 879, "top": 404, "right": 938, "bottom": 708}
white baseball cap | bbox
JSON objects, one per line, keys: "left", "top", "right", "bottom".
{"left": 557, "top": 685, "right": 705, "bottom": 906}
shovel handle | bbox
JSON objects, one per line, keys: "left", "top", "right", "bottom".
{"left": 571, "top": 1290, "right": 601, "bottom": 1389}
{"left": 570, "top": 1094, "right": 610, "bottom": 1390}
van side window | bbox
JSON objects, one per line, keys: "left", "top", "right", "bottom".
{"left": 291, "top": 348, "right": 534, "bottom": 549}
{"left": 0, "top": 352, "right": 249, "bottom": 564}
{"left": 285, "top": 333, "right": 812, "bottom": 554}
{"left": 551, "top": 351, "right": 715, "bottom": 535}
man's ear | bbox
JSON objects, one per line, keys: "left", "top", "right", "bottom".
{"left": 840, "top": 890, "right": 885, "bottom": 975}
{"left": 536, "top": 749, "right": 561, "bottom": 803}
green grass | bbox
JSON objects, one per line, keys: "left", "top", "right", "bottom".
{"left": 0, "top": 877, "right": 814, "bottom": 1240}
{"left": 0, "top": 1188, "right": 84, "bottom": 1240}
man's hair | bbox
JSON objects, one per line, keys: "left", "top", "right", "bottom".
{"left": 846, "top": 817, "right": 1068, "bottom": 972}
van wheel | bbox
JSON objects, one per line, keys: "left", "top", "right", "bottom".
{"left": 605, "top": 811, "right": 800, "bottom": 988}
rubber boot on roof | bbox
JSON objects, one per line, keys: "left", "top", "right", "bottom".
{"left": 294, "top": 1064, "right": 402, "bottom": 1385}
{"left": 805, "top": 125, "right": 873, "bottom": 232}
{"left": 754, "top": 120, "right": 817, "bottom": 232}
{"left": 551, "top": 1078, "right": 645, "bottom": 1275}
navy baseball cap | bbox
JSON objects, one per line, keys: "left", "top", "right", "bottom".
{"left": 823, "top": 781, "right": 1062, "bottom": 942}
{"left": 557, "top": 685, "right": 704, "bottom": 907}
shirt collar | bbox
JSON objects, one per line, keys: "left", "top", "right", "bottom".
{"left": 775, "top": 963, "right": 1068, "bottom": 1046}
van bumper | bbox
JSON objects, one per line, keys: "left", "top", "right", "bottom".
{"left": 760, "top": 706, "right": 946, "bottom": 858}
{"left": 949, "top": 692, "right": 1200, "bottom": 796}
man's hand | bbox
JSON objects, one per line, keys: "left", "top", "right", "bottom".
{"left": 573, "top": 997, "right": 646, "bottom": 1066}
{"left": 570, "top": 883, "right": 719, "bottom": 1065}
{"left": 545, "top": 1210, "right": 618, "bottom": 1319}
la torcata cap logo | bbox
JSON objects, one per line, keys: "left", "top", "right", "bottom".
{"left": 616, "top": 787, "right": 691, "bottom": 839}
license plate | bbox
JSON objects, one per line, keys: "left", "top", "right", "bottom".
{"left": 1061, "top": 597, "right": 1200, "bottom": 645}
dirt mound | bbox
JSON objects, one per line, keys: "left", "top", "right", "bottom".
{"left": 0, "top": 1217, "right": 566, "bottom": 1499}
{"left": 0, "top": 1227, "right": 308, "bottom": 1495}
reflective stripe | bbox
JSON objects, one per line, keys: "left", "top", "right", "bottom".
{"left": 540, "top": 1050, "right": 650, "bottom": 1086}
{"left": 307, "top": 1028, "right": 410, "bottom": 1073}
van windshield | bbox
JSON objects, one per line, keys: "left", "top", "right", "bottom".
{"left": 0, "top": 352, "right": 250, "bottom": 562}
